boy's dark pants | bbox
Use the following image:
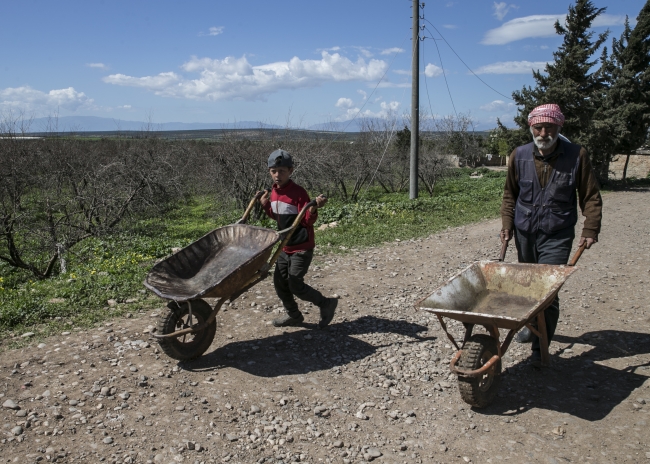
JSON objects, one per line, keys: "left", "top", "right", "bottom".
{"left": 274, "top": 249, "right": 326, "bottom": 318}
{"left": 514, "top": 226, "right": 574, "bottom": 352}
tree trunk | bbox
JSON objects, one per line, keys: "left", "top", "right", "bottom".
{"left": 622, "top": 153, "right": 631, "bottom": 184}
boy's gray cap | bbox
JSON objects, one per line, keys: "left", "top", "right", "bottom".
{"left": 267, "top": 149, "right": 294, "bottom": 168}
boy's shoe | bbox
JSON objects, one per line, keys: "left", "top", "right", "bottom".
{"left": 318, "top": 298, "right": 338, "bottom": 328}
{"left": 515, "top": 327, "right": 533, "bottom": 343}
{"left": 272, "top": 313, "right": 304, "bottom": 327}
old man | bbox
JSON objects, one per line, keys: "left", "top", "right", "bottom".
{"left": 500, "top": 103, "right": 603, "bottom": 367}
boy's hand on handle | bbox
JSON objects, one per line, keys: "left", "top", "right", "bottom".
{"left": 258, "top": 190, "right": 270, "bottom": 207}
{"left": 310, "top": 194, "right": 327, "bottom": 213}
{"left": 500, "top": 229, "right": 512, "bottom": 244}
{"left": 578, "top": 236, "right": 597, "bottom": 249}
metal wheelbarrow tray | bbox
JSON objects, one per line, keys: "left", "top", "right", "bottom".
{"left": 416, "top": 244, "right": 585, "bottom": 408}
{"left": 144, "top": 191, "right": 316, "bottom": 361}
{"left": 144, "top": 224, "right": 280, "bottom": 301}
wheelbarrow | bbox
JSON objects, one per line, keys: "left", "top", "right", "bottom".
{"left": 144, "top": 191, "right": 317, "bottom": 361}
{"left": 415, "top": 241, "right": 587, "bottom": 408}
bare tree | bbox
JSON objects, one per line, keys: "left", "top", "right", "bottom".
{"left": 0, "top": 122, "right": 181, "bottom": 279}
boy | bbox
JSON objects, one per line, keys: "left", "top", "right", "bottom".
{"left": 259, "top": 149, "right": 337, "bottom": 328}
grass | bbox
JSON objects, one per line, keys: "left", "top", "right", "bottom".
{"left": 0, "top": 168, "right": 506, "bottom": 346}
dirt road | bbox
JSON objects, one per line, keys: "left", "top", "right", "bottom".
{"left": 1, "top": 189, "right": 649, "bottom": 464}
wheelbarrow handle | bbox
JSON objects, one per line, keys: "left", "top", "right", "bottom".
{"left": 498, "top": 240, "right": 508, "bottom": 262}
{"left": 568, "top": 241, "right": 587, "bottom": 267}
{"left": 237, "top": 188, "right": 271, "bottom": 224}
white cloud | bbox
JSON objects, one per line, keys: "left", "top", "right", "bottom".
{"left": 354, "top": 47, "right": 373, "bottom": 58}
{"left": 381, "top": 47, "right": 404, "bottom": 55}
{"left": 336, "top": 97, "right": 353, "bottom": 108}
{"left": 338, "top": 100, "right": 400, "bottom": 121}
{"left": 474, "top": 60, "right": 548, "bottom": 74}
{"left": 442, "top": 24, "right": 457, "bottom": 29}
{"left": 0, "top": 86, "right": 93, "bottom": 113}
{"left": 357, "top": 89, "right": 368, "bottom": 100}
{"left": 425, "top": 63, "right": 443, "bottom": 77}
{"left": 118, "top": 104, "right": 132, "bottom": 109}
{"left": 493, "top": 2, "right": 518, "bottom": 21}
{"left": 104, "top": 52, "right": 389, "bottom": 101}
{"left": 480, "top": 100, "right": 515, "bottom": 112}
{"left": 199, "top": 26, "right": 224, "bottom": 36}
{"left": 393, "top": 69, "right": 410, "bottom": 76}
{"left": 482, "top": 13, "right": 625, "bottom": 45}
{"left": 87, "top": 62, "right": 108, "bottom": 70}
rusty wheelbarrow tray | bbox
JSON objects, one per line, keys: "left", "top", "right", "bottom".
{"left": 144, "top": 191, "right": 316, "bottom": 361}
{"left": 415, "top": 243, "right": 586, "bottom": 408}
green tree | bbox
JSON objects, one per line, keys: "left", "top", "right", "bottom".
{"left": 487, "top": 119, "right": 522, "bottom": 159}
{"left": 595, "top": 1, "right": 650, "bottom": 182}
{"left": 512, "top": 0, "right": 609, "bottom": 181}
{"left": 394, "top": 126, "right": 411, "bottom": 153}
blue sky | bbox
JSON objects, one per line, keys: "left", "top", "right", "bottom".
{"left": 0, "top": 0, "right": 645, "bottom": 130}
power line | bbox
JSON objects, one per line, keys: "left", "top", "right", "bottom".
{"left": 424, "top": 18, "right": 515, "bottom": 102}
{"left": 421, "top": 36, "right": 436, "bottom": 122}
{"left": 423, "top": 26, "right": 457, "bottom": 117}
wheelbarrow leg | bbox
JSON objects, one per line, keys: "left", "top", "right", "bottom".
{"left": 537, "top": 309, "right": 550, "bottom": 367}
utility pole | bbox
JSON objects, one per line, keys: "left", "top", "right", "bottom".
{"left": 410, "top": 0, "right": 420, "bottom": 200}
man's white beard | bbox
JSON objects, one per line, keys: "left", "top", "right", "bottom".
{"left": 531, "top": 128, "right": 560, "bottom": 151}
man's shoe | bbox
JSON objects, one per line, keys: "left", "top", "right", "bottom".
{"left": 528, "top": 350, "right": 542, "bottom": 368}
{"left": 272, "top": 314, "right": 304, "bottom": 327}
{"left": 515, "top": 327, "right": 534, "bottom": 343}
{"left": 318, "top": 298, "right": 338, "bottom": 328}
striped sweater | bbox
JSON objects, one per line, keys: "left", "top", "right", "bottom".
{"left": 262, "top": 180, "right": 318, "bottom": 254}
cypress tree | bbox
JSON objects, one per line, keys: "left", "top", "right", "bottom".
{"left": 511, "top": 0, "right": 609, "bottom": 181}
{"left": 595, "top": 1, "right": 650, "bottom": 182}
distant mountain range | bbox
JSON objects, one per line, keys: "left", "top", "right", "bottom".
{"left": 23, "top": 116, "right": 370, "bottom": 133}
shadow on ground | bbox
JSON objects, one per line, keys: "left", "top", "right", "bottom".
{"left": 482, "top": 330, "right": 650, "bottom": 421}
{"left": 182, "top": 315, "right": 432, "bottom": 377}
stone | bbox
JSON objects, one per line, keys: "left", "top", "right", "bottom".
{"left": 226, "top": 434, "right": 239, "bottom": 442}
{"left": 103, "top": 437, "right": 113, "bottom": 444}
{"left": 107, "top": 299, "right": 117, "bottom": 307}
{"left": 367, "top": 447, "right": 382, "bottom": 458}
{"left": 250, "top": 405, "right": 261, "bottom": 414}
{"left": 21, "top": 332, "right": 35, "bottom": 338}
{"left": 3, "top": 399, "right": 19, "bottom": 410}
{"left": 333, "top": 440, "right": 344, "bottom": 448}
{"left": 37, "top": 343, "right": 47, "bottom": 349}
{"left": 11, "top": 426, "right": 23, "bottom": 435}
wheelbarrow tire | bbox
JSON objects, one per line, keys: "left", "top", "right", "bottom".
{"left": 157, "top": 299, "right": 216, "bottom": 361}
{"left": 457, "top": 334, "right": 501, "bottom": 408}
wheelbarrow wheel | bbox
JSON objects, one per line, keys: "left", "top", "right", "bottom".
{"left": 457, "top": 334, "right": 501, "bottom": 408}
{"left": 157, "top": 299, "right": 216, "bottom": 361}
